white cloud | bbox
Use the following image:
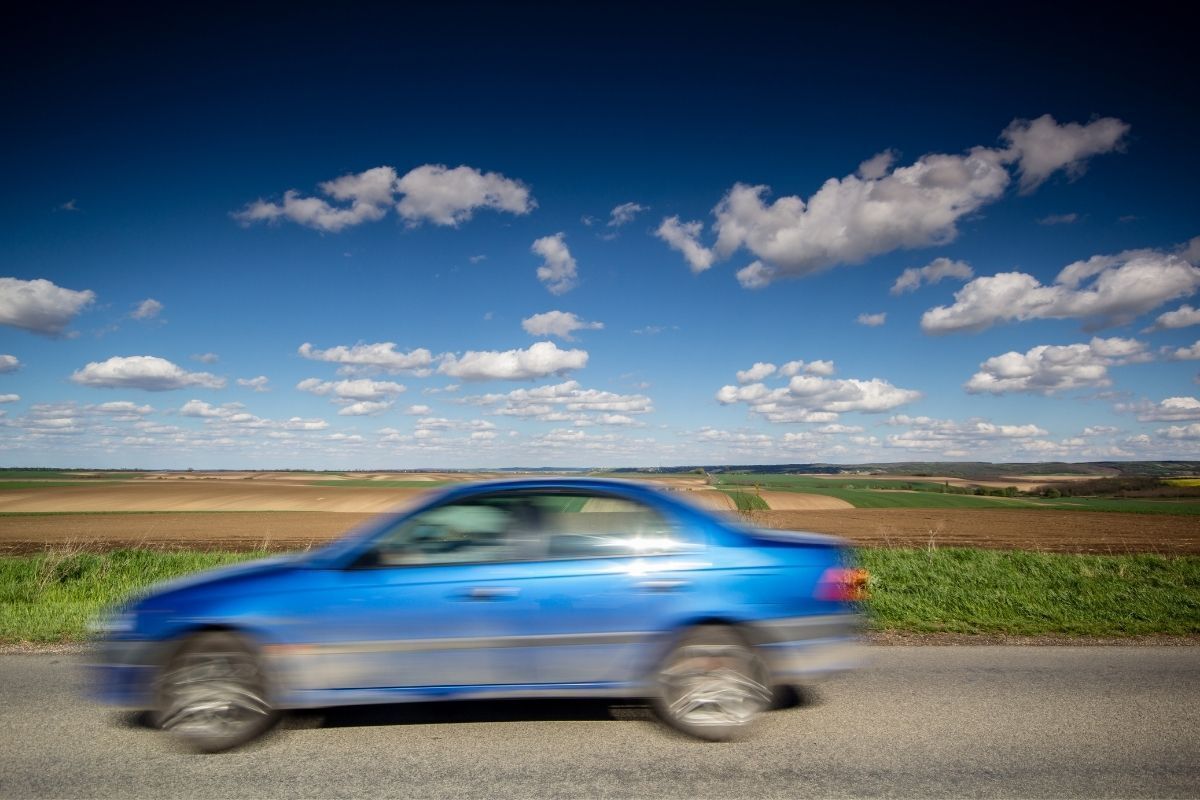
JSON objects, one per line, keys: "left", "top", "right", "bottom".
{"left": 463, "top": 380, "right": 653, "bottom": 422}
{"left": 609, "top": 202, "right": 647, "bottom": 227}
{"left": 532, "top": 233, "right": 578, "bottom": 295}
{"left": 1001, "top": 114, "right": 1130, "bottom": 193}
{"left": 856, "top": 312, "right": 887, "bottom": 327}
{"left": 296, "top": 378, "right": 406, "bottom": 401}
{"left": 0, "top": 354, "right": 20, "bottom": 373}
{"left": 922, "top": 246, "right": 1200, "bottom": 334}
{"left": 439, "top": 341, "right": 588, "bottom": 382}
{"left": 234, "top": 164, "right": 533, "bottom": 232}
{"left": 298, "top": 341, "right": 433, "bottom": 374}
{"left": 93, "top": 401, "right": 153, "bottom": 416}
{"left": 965, "top": 337, "right": 1149, "bottom": 395}
{"left": 0, "top": 277, "right": 95, "bottom": 336}
{"left": 191, "top": 353, "right": 219, "bottom": 364}
{"left": 1145, "top": 305, "right": 1200, "bottom": 332}
{"left": 655, "top": 217, "right": 715, "bottom": 273}
{"left": 1167, "top": 340, "right": 1200, "bottom": 360}
{"left": 885, "top": 414, "right": 1049, "bottom": 452}
{"left": 1118, "top": 396, "right": 1200, "bottom": 422}
{"left": 0, "top": 394, "right": 19, "bottom": 403}
{"left": 736, "top": 362, "right": 777, "bottom": 384}
{"left": 1082, "top": 425, "right": 1119, "bottom": 436}
{"left": 655, "top": 116, "right": 1128, "bottom": 287}
{"left": 717, "top": 372, "right": 920, "bottom": 422}
{"left": 338, "top": 400, "right": 393, "bottom": 416}
{"left": 891, "top": 257, "right": 974, "bottom": 294}
{"left": 282, "top": 417, "right": 329, "bottom": 431}
{"left": 237, "top": 376, "right": 270, "bottom": 392}
{"left": 404, "top": 404, "right": 432, "bottom": 415}
{"left": 131, "top": 298, "right": 163, "bottom": 320}
{"left": 395, "top": 164, "right": 534, "bottom": 226}
{"left": 234, "top": 166, "right": 397, "bottom": 232}
{"left": 521, "top": 311, "right": 603, "bottom": 340}
{"left": 71, "top": 356, "right": 225, "bottom": 391}
{"left": 1157, "top": 423, "right": 1200, "bottom": 440}
{"left": 779, "top": 359, "right": 835, "bottom": 377}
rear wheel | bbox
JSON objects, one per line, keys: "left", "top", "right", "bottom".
{"left": 652, "top": 625, "right": 770, "bottom": 741}
{"left": 155, "top": 631, "right": 277, "bottom": 752}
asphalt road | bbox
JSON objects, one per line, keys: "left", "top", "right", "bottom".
{"left": 1, "top": 647, "right": 1197, "bottom": 799}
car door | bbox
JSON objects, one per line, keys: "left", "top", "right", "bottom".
{"left": 503, "top": 490, "right": 708, "bottom": 686}
{"left": 286, "top": 496, "right": 543, "bottom": 691}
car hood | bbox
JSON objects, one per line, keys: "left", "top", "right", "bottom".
{"left": 135, "top": 554, "right": 305, "bottom": 610}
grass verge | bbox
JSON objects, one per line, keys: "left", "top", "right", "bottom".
{"left": 1, "top": 547, "right": 1197, "bottom": 644}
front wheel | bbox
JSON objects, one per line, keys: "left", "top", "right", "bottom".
{"left": 652, "top": 625, "right": 771, "bottom": 741}
{"left": 155, "top": 631, "right": 278, "bottom": 752}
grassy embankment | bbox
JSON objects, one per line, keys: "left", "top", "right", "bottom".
{"left": 2, "top": 547, "right": 1197, "bottom": 643}
{"left": 713, "top": 474, "right": 1200, "bottom": 514}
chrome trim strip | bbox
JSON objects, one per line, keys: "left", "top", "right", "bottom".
{"left": 267, "top": 630, "right": 652, "bottom": 656}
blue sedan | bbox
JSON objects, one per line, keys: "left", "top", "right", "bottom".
{"left": 91, "top": 478, "right": 864, "bottom": 750}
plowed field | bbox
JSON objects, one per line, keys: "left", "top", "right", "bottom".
{"left": 1, "top": 506, "right": 1195, "bottom": 555}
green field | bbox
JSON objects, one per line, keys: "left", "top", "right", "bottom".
{"left": 2, "top": 546, "right": 1197, "bottom": 643}
{"left": 712, "top": 473, "right": 1200, "bottom": 514}
{"left": 718, "top": 489, "right": 771, "bottom": 512}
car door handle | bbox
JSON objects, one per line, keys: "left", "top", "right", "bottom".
{"left": 455, "top": 586, "right": 521, "bottom": 601}
{"left": 636, "top": 580, "right": 690, "bottom": 592}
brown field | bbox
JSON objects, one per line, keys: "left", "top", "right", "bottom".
{"left": 0, "top": 476, "right": 1196, "bottom": 555}
{"left": 809, "top": 473, "right": 1106, "bottom": 490}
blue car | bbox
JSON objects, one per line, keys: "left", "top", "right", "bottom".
{"left": 91, "top": 478, "right": 864, "bottom": 750}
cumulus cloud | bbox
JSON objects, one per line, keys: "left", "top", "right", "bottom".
{"left": 891, "top": 258, "right": 974, "bottom": 294}
{"left": 1145, "top": 305, "right": 1200, "bottom": 332}
{"left": 856, "top": 312, "right": 886, "bottom": 327}
{"left": 234, "top": 164, "right": 533, "bottom": 232}
{"left": 298, "top": 341, "right": 433, "bottom": 374}
{"left": 922, "top": 246, "right": 1200, "bottom": 334}
{"left": 71, "top": 356, "right": 225, "bottom": 391}
{"left": 338, "top": 400, "right": 393, "bottom": 416}
{"left": 779, "top": 359, "right": 835, "bottom": 377}
{"left": 296, "top": 378, "right": 406, "bottom": 401}
{"left": 92, "top": 401, "right": 153, "bottom": 416}
{"left": 1118, "top": 396, "right": 1200, "bottom": 422}
{"left": 885, "top": 414, "right": 1049, "bottom": 452}
{"left": 237, "top": 376, "right": 270, "bottom": 392}
{"left": 608, "top": 202, "right": 647, "bottom": 227}
{"left": 0, "top": 354, "right": 20, "bottom": 373}
{"left": 405, "top": 404, "right": 431, "bottom": 415}
{"left": 0, "top": 394, "right": 20, "bottom": 403}
{"left": 655, "top": 116, "right": 1128, "bottom": 287}
{"left": 655, "top": 217, "right": 715, "bottom": 273}
{"left": 965, "top": 337, "right": 1150, "bottom": 395}
{"left": 463, "top": 380, "right": 653, "bottom": 423}
{"left": 281, "top": 417, "right": 329, "bottom": 431}
{"left": 717, "top": 370, "right": 920, "bottom": 423}
{"left": 1158, "top": 423, "right": 1200, "bottom": 440}
{"left": 521, "top": 311, "right": 603, "bottom": 340}
{"left": 736, "top": 362, "right": 777, "bottom": 384}
{"left": 0, "top": 277, "right": 95, "bottom": 336}
{"left": 439, "top": 341, "right": 587, "bottom": 382}
{"left": 191, "top": 353, "right": 219, "bottom": 364}
{"left": 532, "top": 233, "right": 578, "bottom": 295}
{"left": 131, "top": 298, "right": 163, "bottom": 320}
{"left": 1001, "top": 114, "right": 1130, "bottom": 193}
{"left": 1168, "top": 340, "right": 1200, "bottom": 360}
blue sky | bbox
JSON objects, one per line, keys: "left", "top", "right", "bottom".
{"left": 1, "top": 3, "right": 1198, "bottom": 468}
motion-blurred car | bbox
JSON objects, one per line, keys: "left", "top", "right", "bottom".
{"left": 91, "top": 478, "right": 864, "bottom": 750}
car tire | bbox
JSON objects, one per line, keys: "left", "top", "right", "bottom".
{"left": 652, "top": 625, "right": 771, "bottom": 741}
{"left": 155, "top": 631, "right": 278, "bottom": 753}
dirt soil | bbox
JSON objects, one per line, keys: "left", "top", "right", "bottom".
{"left": 0, "top": 483, "right": 431, "bottom": 513}
{"left": 757, "top": 491, "right": 854, "bottom": 511}
{"left": 1, "top": 507, "right": 1196, "bottom": 555}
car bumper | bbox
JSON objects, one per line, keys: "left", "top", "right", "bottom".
{"left": 87, "top": 639, "right": 163, "bottom": 709}
{"left": 750, "top": 613, "right": 866, "bottom": 682}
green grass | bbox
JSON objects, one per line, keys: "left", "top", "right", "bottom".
{"left": 306, "top": 480, "right": 459, "bottom": 488}
{"left": 711, "top": 473, "right": 1200, "bottom": 514}
{"left": 856, "top": 548, "right": 1200, "bottom": 636}
{"left": 720, "top": 489, "right": 770, "bottom": 512}
{"left": 0, "top": 549, "right": 269, "bottom": 643}
{"left": 2, "top": 546, "right": 1197, "bottom": 643}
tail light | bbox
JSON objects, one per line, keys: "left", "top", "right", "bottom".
{"left": 815, "top": 567, "right": 869, "bottom": 602}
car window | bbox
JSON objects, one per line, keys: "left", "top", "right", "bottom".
{"left": 364, "top": 498, "right": 535, "bottom": 566}
{"left": 359, "top": 489, "right": 699, "bottom": 567}
{"left": 528, "top": 492, "right": 701, "bottom": 559}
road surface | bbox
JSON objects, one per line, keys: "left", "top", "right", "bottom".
{"left": 1, "top": 647, "right": 1197, "bottom": 798}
